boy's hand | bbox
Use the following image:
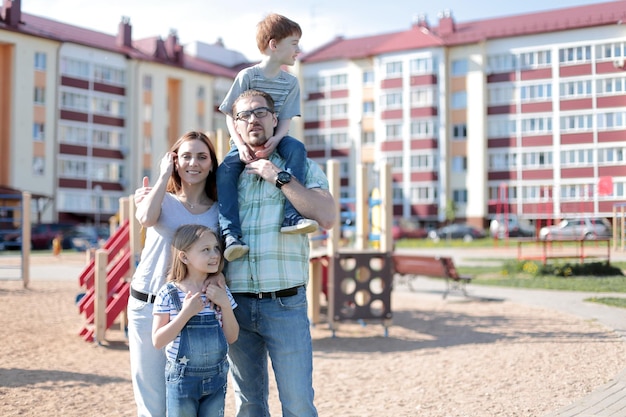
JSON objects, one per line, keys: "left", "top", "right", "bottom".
{"left": 237, "top": 144, "right": 258, "bottom": 164}
{"left": 255, "top": 135, "right": 280, "bottom": 159}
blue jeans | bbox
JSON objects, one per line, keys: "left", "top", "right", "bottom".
{"left": 166, "top": 284, "right": 229, "bottom": 417}
{"left": 217, "top": 136, "right": 306, "bottom": 238}
{"left": 128, "top": 295, "right": 167, "bottom": 417}
{"left": 228, "top": 286, "right": 317, "bottom": 417}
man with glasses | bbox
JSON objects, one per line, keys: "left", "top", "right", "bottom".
{"left": 224, "top": 89, "right": 335, "bottom": 417}
{"left": 217, "top": 13, "right": 318, "bottom": 263}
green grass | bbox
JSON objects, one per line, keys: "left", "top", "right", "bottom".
{"left": 457, "top": 261, "right": 626, "bottom": 309}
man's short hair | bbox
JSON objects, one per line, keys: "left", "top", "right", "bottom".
{"left": 231, "top": 90, "right": 275, "bottom": 116}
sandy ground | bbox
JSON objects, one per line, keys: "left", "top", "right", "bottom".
{"left": 1, "top": 254, "right": 626, "bottom": 417}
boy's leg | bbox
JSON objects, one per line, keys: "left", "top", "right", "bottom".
{"left": 277, "top": 136, "right": 318, "bottom": 234}
{"left": 217, "top": 148, "right": 249, "bottom": 261}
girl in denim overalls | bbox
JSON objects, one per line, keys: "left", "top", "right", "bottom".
{"left": 153, "top": 224, "right": 239, "bottom": 417}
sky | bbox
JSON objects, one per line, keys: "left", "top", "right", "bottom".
{"left": 21, "top": 0, "right": 616, "bottom": 61}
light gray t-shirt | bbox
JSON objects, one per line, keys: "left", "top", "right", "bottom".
{"left": 219, "top": 64, "right": 301, "bottom": 121}
{"left": 131, "top": 192, "right": 219, "bottom": 295}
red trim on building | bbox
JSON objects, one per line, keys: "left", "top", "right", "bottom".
{"left": 560, "top": 132, "right": 593, "bottom": 145}
{"left": 330, "top": 89, "right": 348, "bottom": 98}
{"left": 487, "top": 72, "right": 515, "bottom": 83}
{"left": 597, "top": 95, "right": 626, "bottom": 108}
{"left": 380, "top": 141, "right": 403, "bottom": 152}
{"left": 488, "top": 137, "right": 516, "bottom": 148}
{"left": 410, "top": 74, "right": 437, "bottom": 86}
{"left": 521, "top": 135, "right": 553, "bottom": 147}
{"left": 410, "top": 171, "right": 438, "bottom": 181}
{"left": 559, "top": 63, "right": 592, "bottom": 77}
{"left": 560, "top": 98, "right": 592, "bottom": 111}
{"left": 521, "top": 102, "right": 551, "bottom": 113}
{"left": 521, "top": 169, "right": 553, "bottom": 180}
{"left": 561, "top": 167, "right": 593, "bottom": 179}
{"left": 488, "top": 105, "right": 514, "bottom": 115}
{"left": 520, "top": 68, "right": 551, "bottom": 81}
{"left": 599, "top": 165, "right": 626, "bottom": 177}
{"left": 410, "top": 107, "right": 437, "bottom": 117}
{"left": 60, "top": 110, "right": 89, "bottom": 122}
{"left": 93, "top": 115, "right": 125, "bottom": 127}
{"left": 598, "top": 130, "right": 626, "bottom": 143}
{"left": 410, "top": 139, "right": 438, "bottom": 150}
{"left": 61, "top": 76, "right": 89, "bottom": 89}
{"left": 330, "top": 119, "right": 349, "bottom": 128}
{"left": 488, "top": 171, "right": 517, "bottom": 181}
{"left": 381, "top": 109, "right": 403, "bottom": 119}
{"left": 380, "top": 78, "right": 402, "bottom": 89}
{"left": 94, "top": 82, "right": 125, "bottom": 95}
{"left": 59, "top": 144, "right": 88, "bottom": 156}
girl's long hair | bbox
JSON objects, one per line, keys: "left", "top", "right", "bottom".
{"left": 168, "top": 224, "right": 224, "bottom": 283}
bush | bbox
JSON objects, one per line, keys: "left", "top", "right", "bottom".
{"left": 502, "top": 260, "right": 624, "bottom": 278}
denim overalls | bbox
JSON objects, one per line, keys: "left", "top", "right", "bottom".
{"left": 165, "top": 283, "right": 229, "bottom": 417}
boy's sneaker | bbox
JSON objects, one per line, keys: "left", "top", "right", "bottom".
{"left": 224, "top": 234, "right": 249, "bottom": 262}
{"left": 280, "top": 215, "right": 319, "bottom": 234}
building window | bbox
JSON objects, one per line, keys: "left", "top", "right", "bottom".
{"left": 452, "top": 189, "right": 468, "bottom": 203}
{"left": 597, "top": 111, "right": 626, "bottom": 130}
{"left": 197, "top": 86, "right": 205, "bottom": 99}
{"left": 384, "top": 123, "right": 402, "bottom": 141}
{"left": 520, "top": 83, "right": 552, "bottom": 101}
{"left": 33, "top": 123, "right": 45, "bottom": 141}
{"left": 384, "top": 61, "right": 403, "bottom": 78}
{"left": 34, "top": 87, "right": 45, "bottom": 105}
{"left": 143, "top": 75, "right": 153, "bottom": 91}
{"left": 452, "top": 156, "right": 467, "bottom": 172}
{"left": 410, "top": 57, "right": 436, "bottom": 74}
{"left": 596, "top": 42, "right": 626, "bottom": 60}
{"left": 451, "top": 91, "right": 466, "bottom": 109}
{"left": 410, "top": 88, "right": 435, "bottom": 107}
{"left": 488, "top": 84, "right": 514, "bottom": 105}
{"left": 452, "top": 124, "right": 467, "bottom": 140}
{"left": 487, "top": 117, "right": 516, "bottom": 138}
{"left": 561, "top": 149, "right": 594, "bottom": 166}
{"left": 380, "top": 91, "right": 402, "bottom": 109}
{"left": 363, "top": 101, "right": 374, "bottom": 114}
{"left": 34, "top": 52, "right": 47, "bottom": 71}
{"left": 386, "top": 155, "right": 403, "bottom": 170}
{"left": 410, "top": 153, "right": 434, "bottom": 171}
{"left": 560, "top": 80, "right": 592, "bottom": 98}
{"left": 597, "top": 77, "right": 626, "bottom": 95}
{"left": 451, "top": 59, "right": 468, "bottom": 76}
{"left": 330, "top": 74, "right": 348, "bottom": 89}
{"left": 363, "top": 71, "right": 374, "bottom": 85}
{"left": 330, "top": 103, "right": 348, "bottom": 117}
{"left": 487, "top": 53, "right": 516, "bottom": 73}
{"left": 411, "top": 120, "right": 434, "bottom": 138}
{"left": 518, "top": 50, "right": 551, "bottom": 69}
{"left": 560, "top": 114, "right": 593, "bottom": 132}
{"left": 559, "top": 46, "right": 592, "bottom": 64}
{"left": 520, "top": 116, "right": 552, "bottom": 135}
{"left": 362, "top": 131, "right": 375, "bottom": 144}
{"left": 33, "top": 157, "right": 45, "bottom": 176}
{"left": 488, "top": 152, "right": 518, "bottom": 170}
{"left": 522, "top": 151, "right": 553, "bottom": 167}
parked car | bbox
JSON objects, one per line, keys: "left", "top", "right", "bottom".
{"left": 428, "top": 223, "right": 486, "bottom": 242}
{"left": 489, "top": 215, "right": 535, "bottom": 238}
{"left": 2, "top": 223, "right": 75, "bottom": 250}
{"left": 539, "top": 217, "right": 612, "bottom": 240}
{"left": 62, "top": 225, "right": 110, "bottom": 251}
{"left": 392, "top": 217, "right": 428, "bottom": 240}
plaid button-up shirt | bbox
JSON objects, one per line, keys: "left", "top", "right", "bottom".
{"left": 224, "top": 154, "right": 329, "bottom": 294}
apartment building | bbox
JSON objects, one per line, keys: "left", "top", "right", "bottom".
{"left": 301, "top": 1, "right": 626, "bottom": 228}
{"left": 0, "top": 0, "right": 243, "bottom": 226}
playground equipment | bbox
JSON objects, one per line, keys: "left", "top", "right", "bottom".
{"left": 0, "top": 191, "right": 31, "bottom": 287}
{"left": 309, "top": 161, "right": 394, "bottom": 336}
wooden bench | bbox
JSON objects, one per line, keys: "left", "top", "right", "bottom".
{"left": 392, "top": 254, "right": 472, "bottom": 298}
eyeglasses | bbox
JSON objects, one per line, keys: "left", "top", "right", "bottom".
{"left": 235, "top": 106, "right": 273, "bottom": 122}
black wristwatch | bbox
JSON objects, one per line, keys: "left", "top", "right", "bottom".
{"left": 275, "top": 171, "right": 292, "bottom": 189}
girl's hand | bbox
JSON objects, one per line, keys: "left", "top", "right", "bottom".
{"left": 180, "top": 291, "right": 205, "bottom": 316}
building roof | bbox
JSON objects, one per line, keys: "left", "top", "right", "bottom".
{"left": 302, "top": 1, "right": 626, "bottom": 62}
{"left": 1, "top": 11, "right": 241, "bottom": 77}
